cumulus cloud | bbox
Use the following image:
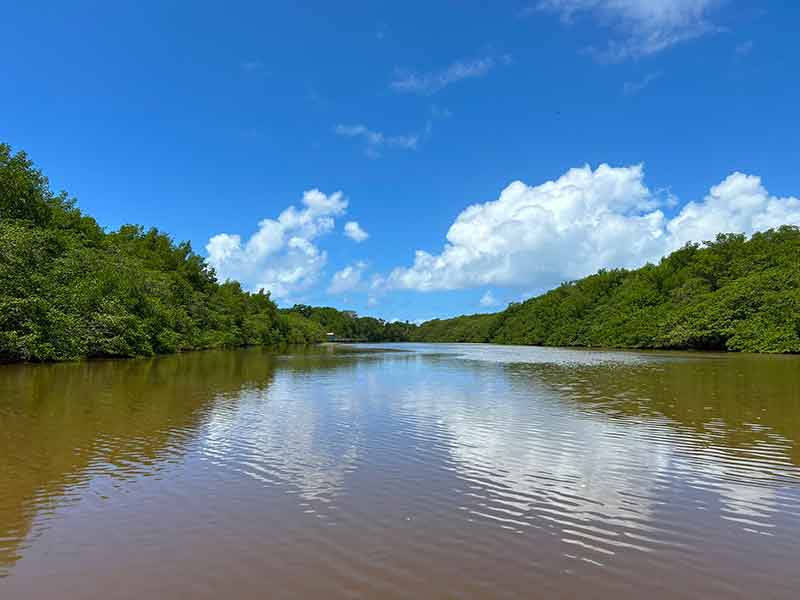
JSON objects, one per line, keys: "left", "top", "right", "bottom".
{"left": 328, "top": 261, "right": 367, "bottom": 295}
{"left": 344, "top": 221, "right": 369, "bottom": 242}
{"left": 390, "top": 54, "right": 510, "bottom": 95}
{"left": 534, "top": 0, "right": 723, "bottom": 61}
{"left": 387, "top": 164, "right": 800, "bottom": 292}
{"left": 334, "top": 124, "right": 419, "bottom": 158}
{"left": 666, "top": 173, "right": 800, "bottom": 247}
{"left": 206, "top": 189, "right": 347, "bottom": 301}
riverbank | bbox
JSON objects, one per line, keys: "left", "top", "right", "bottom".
{"left": 410, "top": 227, "right": 800, "bottom": 354}
{"left": 3, "top": 141, "right": 799, "bottom": 360}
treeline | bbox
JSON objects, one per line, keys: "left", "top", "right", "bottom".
{"left": 0, "top": 143, "right": 326, "bottom": 362}
{"left": 408, "top": 312, "right": 500, "bottom": 343}
{"left": 4, "top": 141, "right": 799, "bottom": 360}
{"left": 411, "top": 227, "right": 800, "bottom": 353}
{"left": 285, "top": 305, "right": 415, "bottom": 342}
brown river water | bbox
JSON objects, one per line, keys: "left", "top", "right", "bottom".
{"left": 1, "top": 343, "right": 799, "bottom": 599}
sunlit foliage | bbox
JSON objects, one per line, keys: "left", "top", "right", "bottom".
{"left": 413, "top": 228, "right": 800, "bottom": 353}
{"left": 0, "top": 143, "right": 325, "bottom": 361}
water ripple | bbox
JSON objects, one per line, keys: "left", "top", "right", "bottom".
{"left": 1, "top": 345, "right": 800, "bottom": 598}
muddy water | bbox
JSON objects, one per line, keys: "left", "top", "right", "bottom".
{"left": 1, "top": 344, "right": 799, "bottom": 598}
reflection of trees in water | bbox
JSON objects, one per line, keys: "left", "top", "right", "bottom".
{"left": 515, "top": 355, "right": 800, "bottom": 467}
{"left": 402, "top": 352, "right": 800, "bottom": 544}
{"left": 518, "top": 356, "right": 800, "bottom": 525}
{"left": 3, "top": 344, "right": 798, "bottom": 575}
{"left": 0, "top": 345, "right": 395, "bottom": 574}
{"left": 422, "top": 349, "right": 800, "bottom": 465}
{"left": 0, "top": 348, "right": 282, "bottom": 575}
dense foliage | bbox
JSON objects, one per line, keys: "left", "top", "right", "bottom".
{"left": 412, "top": 228, "right": 800, "bottom": 353}
{"left": 3, "top": 141, "right": 798, "bottom": 360}
{"left": 409, "top": 312, "right": 501, "bottom": 343}
{"left": 0, "top": 143, "right": 325, "bottom": 362}
{"left": 285, "top": 305, "right": 415, "bottom": 342}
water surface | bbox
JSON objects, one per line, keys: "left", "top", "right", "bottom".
{"left": 2, "top": 344, "right": 799, "bottom": 598}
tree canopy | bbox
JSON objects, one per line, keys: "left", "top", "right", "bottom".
{"left": 284, "top": 305, "right": 415, "bottom": 342}
{"left": 411, "top": 228, "right": 800, "bottom": 353}
{"left": 2, "top": 141, "right": 798, "bottom": 361}
{"left": 0, "top": 143, "right": 325, "bottom": 361}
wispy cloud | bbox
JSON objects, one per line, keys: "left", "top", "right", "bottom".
{"left": 623, "top": 71, "right": 663, "bottom": 95}
{"left": 334, "top": 106, "right": 452, "bottom": 159}
{"left": 532, "top": 0, "right": 724, "bottom": 62}
{"left": 390, "top": 54, "right": 511, "bottom": 95}
{"left": 334, "top": 124, "right": 419, "bottom": 159}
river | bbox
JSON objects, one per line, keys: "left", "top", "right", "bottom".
{"left": 1, "top": 343, "right": 799, "bottom": 598}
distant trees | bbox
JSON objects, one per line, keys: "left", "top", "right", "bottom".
{"left": 0, "top": 143, "right": 324, "bottom": 362}
{"left": 283, "top": 305, "right": 415, "bottom": 342}
{"left": 410, "top": 313, "right": 501, "bottom": 343}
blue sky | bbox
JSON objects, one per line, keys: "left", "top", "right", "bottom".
{"left": 2, "top": 1, "right": 799, "bottom": 321}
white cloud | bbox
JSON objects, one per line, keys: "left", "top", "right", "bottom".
{"left": 387, "top": 164, "right": 800, "bottom": 292}
{"left": 334, "top": 124, "right": 419, "bottom": 158}
{"left": 390, "top": 55, "right": 510, "bottom": 95}
{"left": 480, "top": 291, "right": 499, "bottom": 307}
{"left": 344, "top": 221, "right": 369, "bottom": 242}
{"left": 535, "top": 0, "right": 724, "bottom": 61}
{"left": 334, "top": 107, "right": 451, "bottom": 159}
{"left": 328, "top": 261, "right": 367, "bottom": 295}
{"left": 666, "top": 172, "right": 800, "bottom": 247}
{"left": 623, "top": 71, "right": 663, "bottom": 95}
{"left": 206, "top": 189, "right": 347, "bottom": 301}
